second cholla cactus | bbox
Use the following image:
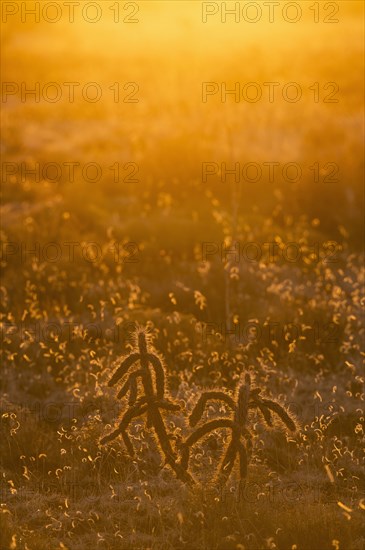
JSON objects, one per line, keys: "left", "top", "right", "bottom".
{"left": 180, "top": 373, "right": 297, "bottom": 484}
{"left": 100, "top": 327, "right": 193, "bottom": 484}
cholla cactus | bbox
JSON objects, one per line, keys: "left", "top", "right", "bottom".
{"left": 180, "top": 373, "right": 297, "bottom": 484}
{"left": 100, "top": 327, "right": 193, "bottom": 484}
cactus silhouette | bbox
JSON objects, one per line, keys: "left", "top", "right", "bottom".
{"left": 100, "top": 327, "right": 194, "bottom": 484}
{"left": 180, "top": 373, "right": 296, "bottom": 484}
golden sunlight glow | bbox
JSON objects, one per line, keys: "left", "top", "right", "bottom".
{"left": 1, "top": 1, "right": 364, "bottom": 548}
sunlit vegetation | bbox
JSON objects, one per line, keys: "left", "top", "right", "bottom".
{"left": 1, "top": 1, "right": 364, "bottom": 549}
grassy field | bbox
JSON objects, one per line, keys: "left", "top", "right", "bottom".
{"left": 1, "top": 1, "right": 364, "bottom": 549}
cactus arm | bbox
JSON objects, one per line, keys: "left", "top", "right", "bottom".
{"left": 257, "top": 402, "right": 274, "bottom": 427}
{"left": 115, "top": 369, "right": 143, "bottom": 402}
{"left": 116, "top": 376, "right": 131, "bottom": 400}
{"left": 154, "top": 399, "right": 181, "bottom": 412}
{"left": 147, "top": 353, "right": 166, "bottom": 398}
{"left": 119, "top": 402, "right": 148, "bottom": 429}
{"left": 184, "top": 419, "right": 235, "bottom": 447}
{"left": 237, "top": 441, "right": 248, "bottom": 479}
{"left": 99, "top": 402, "right": 148, "bottom": 446}
{"left": 121, "top": 430, "right": 135, "bottom": 456}
{"left": 148, "top": 404, "right": 194, "bottom": 484}
{"left": 189, "top": 392, "right": 235, "bottom": 427}
{"left": 180, "top": 419, "right": 234, "bottom": 475}
{"left": 108, "top": 353, "right": 140, "bottom": 386}
{"left": 128, "top": 373, "right": 139, "bottom": 405}
{"left": 259, "top": 399, "right": 297, "bottom": 432}
{"left": 99, "top": 426, "right": 123, "bottom": 446}
{"left": 235, "top": 374, "right": 251, "bottom": 428}
{"left": 180, "top": 445, "right": 190, "bottom": 471}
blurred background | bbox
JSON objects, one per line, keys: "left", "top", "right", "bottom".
{"left": 1, "top": 0, "right": 364, "bottom": 342}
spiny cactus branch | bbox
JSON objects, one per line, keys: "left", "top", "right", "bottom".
{"left": 116, "top": 369, "right": 143, "bottom": 401}
{"left": 235, "top": 375, "right": 250, "bottom": 427}
{"left": 102, "top": 328, "right": 298, "bottom": 487}
{"left": 189, "top": 391, "right": 236, "bottom": 427}
{"left": 149, "top": 404, "right": 194, "bottom": 484}
{"left": 121, "top": 430, "right": 135, "bottom": 456}
{"left": 180, "top": 371, "right": 297, "bottom": 485}
{"left": 256, "top": 403, "right": 273, "bottom": 427}
{"left": 154, "top": 400, "right": 181, "bottom": 412}
{"left": 108, "top": 353, "right": 140, "bottom": 386}
{"left": 237, "top": 441, "right": 248, "bottom": 479}
{"left": 100, "top": 402, "right": 148, "bottom": 447}
{"left": 147, "top": 353, "right": 165, "bottom": 398}
{"left": 101, "top": 328, "right": 193, "bottom": 484}
{"left": 259, "top": 398, "right": 296, "bottom": 432}
{"left": 184, "top": 419, "right": 235, "bottom": 447}
{"left": 99, "top": 426, "right": 123, "bottom": 446}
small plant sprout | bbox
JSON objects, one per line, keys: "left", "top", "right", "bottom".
{"left": 100, "top": 327, "right": 194, "bottom": 484}
{"left": 180, "top": 373, "right": 297, "bottom": 484}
